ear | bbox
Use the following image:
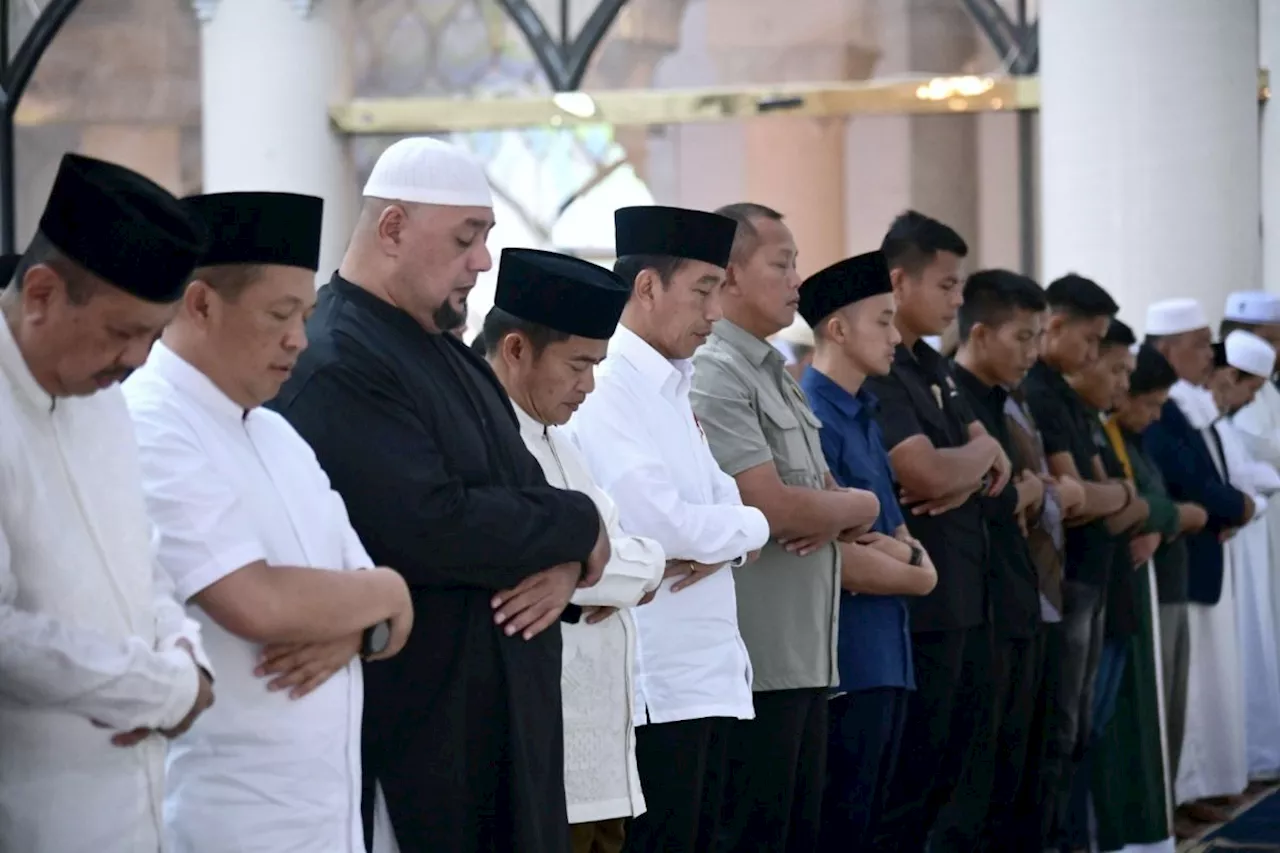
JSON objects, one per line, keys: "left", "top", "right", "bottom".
{"left": 722, "top": 261, "right": 744, "bottom": 296}
{"left": 499, "top": 331, "right": 526, "bottom": 367}
{"left": 17, "top": 264, "right": 62, "bottom": 324}
{"left": 376, "top": 204, "right": 408, "bottom": 253}
{"left": 182, "top": 279, "right": 216, "bottom": 328}
{"left": 632, "top": 268, "right": 661, "bottom": 307}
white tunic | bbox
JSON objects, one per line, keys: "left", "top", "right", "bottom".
{"left": 123, "top": 342, "right": 371, "bottom": 853}
{"left": 566, "top": 325, "right": 769, "bottom": 726}
{"left": 1171, "top": 382, "right": 1249, "bottom": 803}
{"left": 1228, "top": 381, "right": 1280, "bottom": 779}
{"left": 512, "top": 402, "right": 665, "bottom": 824}
{"left": 0, "top": 321, "right": 208, "bottom": 853}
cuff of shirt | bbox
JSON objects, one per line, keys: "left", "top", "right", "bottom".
{"left": 742, "top": 506, "right": 771, "bottom": 552}
{"left": 154, "top": 648, "right": 200, "bottom": 731}
{"left": 157, "top": 631, "right": 214, "bottom": 682}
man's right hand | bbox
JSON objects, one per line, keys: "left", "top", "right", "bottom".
{"left": 1177, "top": 502, "right": 1209, "bottom": 534}
{"left": 664, "top": 559, "right": 723, "bottom": 592}
{"left": 1052, "top": 475, "right": 1087, "bottom": 517}
{"left": 491, "top": 562, "right": 581, "bottom": 640}
{"left": 583, "top": 518, "right": 612, "bottom": 588}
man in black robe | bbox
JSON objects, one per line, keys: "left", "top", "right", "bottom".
{"left": 269, "top": 136, "right": 610, "bottom": 853}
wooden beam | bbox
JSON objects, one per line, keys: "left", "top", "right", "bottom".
{"left": 332, "top": 70, "right": 1270, "bottom": 135}
{"left": 332, "top": 75, "right": 1039, "bottom": 135}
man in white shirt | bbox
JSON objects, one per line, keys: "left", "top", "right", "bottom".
{"left": 481, "top": 247, "right": 665, "bottom": 853}
{"left": 568, "top": 205, "right": 771, "bottom": 853}
{"left": 123, "top": 191, "right": 414, "bottom": 853}
{"left": 0, "top": 153, "right": 215, "bottom": 853}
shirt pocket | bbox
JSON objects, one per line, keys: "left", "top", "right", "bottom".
{"left": 759, "top": 395, "right": 822, "bottom": 486}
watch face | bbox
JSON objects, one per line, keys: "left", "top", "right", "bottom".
{"left": 367, "top": 622, "right": 391, "bottom": 655}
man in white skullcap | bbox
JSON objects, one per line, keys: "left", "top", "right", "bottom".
{"left": 1142, "top": 299, "right": 1258, "bottom": 828}
{"left": 769, "top": 316, "right": 815, "bottom": 381}
{"left": 1221, "top": 293, "right": 1280, "bottom": 785}
{"left": 269, "top": 138, "right": 612, "bottom": 853}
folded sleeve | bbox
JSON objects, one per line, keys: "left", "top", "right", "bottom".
{"left": 272, "top": 356, "right": 601, "bottom": 591}
{"left": 0, "top": 521, "right": 199, "bottom": 731}
{"left": 569, "top": 387, "right": 770, "bottom": 566}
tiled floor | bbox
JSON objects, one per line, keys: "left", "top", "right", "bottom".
{"left": 1178, "top": 783, "right": 1280, "bottom": 851}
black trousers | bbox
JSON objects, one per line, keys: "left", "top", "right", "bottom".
{"left": 1004, "top": 624, "right": 1059, "bottom": 852}
{"left": 820, "top": 687, "right": 909, "bottom": 851}
{"left": 624, "top": 717, "right": 732, "bottom": 853}
{"left": 716, "top": 688, "right": 828, "bottom": 853}
{"left": 872, "top": 624, "right": 994, "bottom": 852}
{"left": 932, "top": 630, "right": 1043, "bottom": 852}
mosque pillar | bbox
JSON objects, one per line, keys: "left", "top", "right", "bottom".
{"left": 193, "top": 0, "right": 357, "bottom": 278}
{"left": 1040, "top": 0, "right": 1259, "bottom": 330}
{"left": 1261, "top": 0, "right": 1280, "bottom": 292}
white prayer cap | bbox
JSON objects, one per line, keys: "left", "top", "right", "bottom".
{"left": 1224, "top": 291, "right": 1280, "bottom": 324}
{"left": 775, "top": 317, "right": 815, "bottom": 348}
{"left": 363, "top": 137, "right": 493, "bottom": 208}
{"left": 1225, "top": 329, "right": 1276, "bottom": 378}
{"left": 1145, "top": 298, "right": 1208, "bottom": 337}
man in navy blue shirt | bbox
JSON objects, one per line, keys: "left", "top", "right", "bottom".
{"left": 798, "top": 249, "right": 939, "bottom": 850}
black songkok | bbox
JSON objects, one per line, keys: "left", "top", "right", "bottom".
{"left": 495, "top": 248, "right": 631, "bottom": 340}
{"left": 1129, "top": 344, "right": 1178, "bottom": 396}
{"left": 614, "top": 206, "right": 736, "bottom": 268}
{"left": 184, "top": 192, "right": 324, "bottom": 271}
{"left": 38, "top": 153, "right": 208, "bottom": 303}
{"left": 797, "top": 250, "right": 892, "bottom": 327}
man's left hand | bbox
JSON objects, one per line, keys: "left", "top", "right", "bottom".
{"left": 256, "top": 634, "right": 361, "bottom": 700}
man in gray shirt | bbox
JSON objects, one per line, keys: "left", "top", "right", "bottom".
{"left": 690, "top": 203, "right": 881, "bottom": 852}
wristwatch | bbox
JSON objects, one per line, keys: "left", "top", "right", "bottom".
{"left": 361, "top": 621, "right": 391, "bottom": 659}
{"left": 907, "top": 544, "right": 924, "bottom": 567}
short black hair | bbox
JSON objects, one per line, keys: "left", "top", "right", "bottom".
{"left": 1220, "top": 318, "right": 1261, "bottom": 339}
{"left": 956, "top": 268, "right": 1046, "bottom": 342}
{"left": 480, "top": 306, "right": 570, "bottom": 358}
{"left": 714, "top": 202, "right": 785, "bottom": 263}
{"left": 612, "top": 254, "right": 685, "bottom": 290}
{"left": 1128, "top": 343, "right": 1178, "bottom": 395}
{"left": 469, "top": 332, "right": 487, "bottom": 356}
{"left": 13, "top": 230, "right": 99, "bottom": 304}
{"left": 1100, "top": 318, "right": 1136, "bottom": 350}
{"left": 1044, "top": 273, "right": 1119, "bottom": 319}
{"left": 880, "top": 210, "right": 968, "bottom": 275}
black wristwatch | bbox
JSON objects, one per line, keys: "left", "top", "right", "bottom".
{"left": 361, "top": 621, "right": 391, "bottom": 659}
{"left": 908, "top": 544, "right": 924, "bottom": 567}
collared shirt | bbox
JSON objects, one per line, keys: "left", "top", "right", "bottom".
{"left": 952, "top": 364, "right": 1041, "bottom": 639}
{"left": 0, "top": 322, "right": 207, "bottom": 853}
{"left": 512, "top": 403, "right": 665, "bottom": 824}
{"left": 863, "top": 341, "right": 988, "bottom": 633}
{"left": 567, "top": 324, "right": 770, "bottom": 726}
{"left": 1023, "top": 360, "right": 1113, "bottom": 588}
{"left": 690, "top": 320, "right": 840, "bottom": 692}
{"left": 800, "top": 367, "right": 914, "bottom": 692}
{"left": 124, "top": 342, "right": 369, "bottom": 853}
{"left": 1004, "top": 393, "right": 1065, "bottom": 622}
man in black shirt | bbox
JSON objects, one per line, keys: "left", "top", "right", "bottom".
{"left": 948, "top": 270, "right": 1048, "bottom": 850}
{"left": 1021, "top": 274, "right": 1135, "bottom": 850}
{"left": 866, "top": 212, "right": 1011, "bottom": 851}
{"left": 269, "top": 137, "right": 611, "bottom": 853}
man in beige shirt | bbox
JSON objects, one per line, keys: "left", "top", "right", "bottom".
{"left": 690, "top": 203, "right": 881, "bottom": 852}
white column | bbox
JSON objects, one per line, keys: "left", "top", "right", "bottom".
{"left": 1040, "top": 0, "right": 1259, "bottom": 331}
{"left": 196, "top": 0, "right": 357, "bottom": 279}
{"left": 1262, "top": 0, "right": 1280, "bottom": 293}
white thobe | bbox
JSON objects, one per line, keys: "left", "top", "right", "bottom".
{"left": 123, "top": 342, "right": 371, "bottom": 853}
{"left": 1228, "top": 381, "right": 1280, "bottom": 779}
{"left": 1170, "top": 382, "right": 1248, "bottom": 803}
{"left": 513, "top": 403, "right": 665, "bottom": 823}
{"left": 566, "top": 325, "right": 770, "bottom": 727}
{"left": 0, "top": 322, "right": 209, "bottom": 853}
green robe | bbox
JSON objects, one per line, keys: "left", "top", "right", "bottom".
{"left": 1092, "top": 430, "right": 1174, "bottom": 848}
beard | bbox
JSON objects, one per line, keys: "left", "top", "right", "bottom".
{"left": 432, "top": 298, "right": 467, "bottom": 334}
